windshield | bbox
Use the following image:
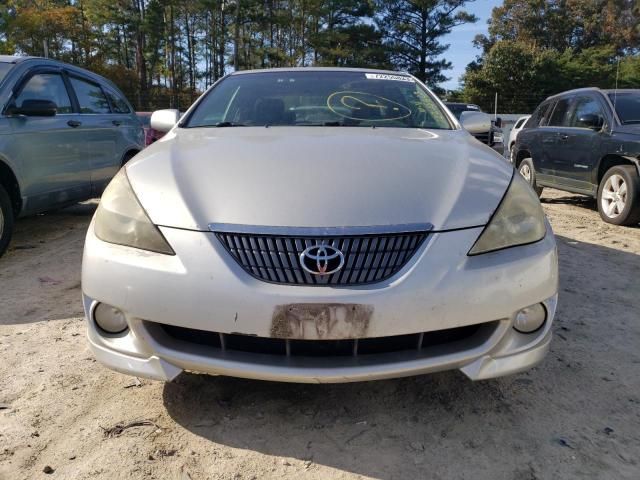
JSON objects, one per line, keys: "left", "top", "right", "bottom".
{"left": 609, "top": 92, "right": 640, "bottom": 125}
{"left": 0, "top": 62, "right": 13, "bottom": 85}
{"left": 185, "top": 71, "right": 452, "bottom": 129}
{"left": 445, "top": 103, "right": 482, "bottom": 120}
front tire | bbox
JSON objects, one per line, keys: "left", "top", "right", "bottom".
{"left": 122, "top": 150, "right": 139, "bottom": 166}
{"left": 0, "top": 184, "right": 15, "bottom": 257}
{"left": 597, "top": 165, "right": 640, "bottom": 226}
{"left": 518, "top": 158, "right": 543, "bottom": 197}
{"left": 509, "top": 143, "right": 516, "bottom": 164}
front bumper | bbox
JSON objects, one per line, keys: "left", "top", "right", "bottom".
{"left": 82, "top": 220, "right": 559, "bottom": 383}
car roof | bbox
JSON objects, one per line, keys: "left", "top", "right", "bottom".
{"left": 0, "top": 55, "right": 39, "bottom": 64}
{"left": 0, "top": 55, "right": 126, "bottom": 94}
{"left": 545, "top": 87, "right": 640, "bottom": 101}
{"left": 229, "top": 67, "right": 410, "bottom": 76}
{"left": 601, "top": 89, "right": 639, "bottom": 94}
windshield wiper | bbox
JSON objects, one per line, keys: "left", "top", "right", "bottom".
{"left": 215, "top": 121, "right": 246, "bottom": 127}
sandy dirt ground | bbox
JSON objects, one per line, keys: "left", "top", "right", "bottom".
{"left": 1, "top": 189, "right": 639, "bottom": 480}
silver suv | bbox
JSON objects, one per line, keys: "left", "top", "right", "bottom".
{"left": 0, "top": 56, "right": 144, "bottom": 256}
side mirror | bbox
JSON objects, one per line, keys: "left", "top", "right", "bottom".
{"left": 460, "top": 111, "right": 491, "bottom": 134}
{"left": 578, "top": 113, "right": 604, "bottom": 130}
{"left": 494, "top": 117, "right": 502, "bottom": 128}
{"left": 8, "top": 99, "right": 57, "bottom": 117}
{"left": 150, "top": 109, "right": 180, "bottom": 133}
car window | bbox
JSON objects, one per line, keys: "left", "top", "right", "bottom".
{"left": 525, "top": 104, "right": 545, "bottom": 128}
{"left": 0, "top": 62, "right": 13, "bottom": 85}
{"left": 547, "top": 98, "right": 572, "bottom": 127}
{"left": 186, "top": 71, "right": 453, "bottom": 130}
{"left": 515, "top": 118, "right": 525, "bottom": 129}
{"left": 570, "top": 96, "right": 603, "bottom": 128}
{"left": 15, "top": 73, "right": 73, "bottom": 114}
{"left": 445, "top": 104, "right": 481, "bottom": 120}
{"left": 106, "top": 91, "right": 131, "bottom": 114}
{"left": 69, "top": 77, "right": 111, "bottom": 114}
{"left": 608, "top": 92, "right": 640, "bottom": 124}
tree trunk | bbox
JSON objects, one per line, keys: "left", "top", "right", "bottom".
{"left": 419, "top": 9, "right": 427, "bottom": 82}
{"left": 234, "top": 0, "right": 241, "bottom": 69}
{"left": 134, "top": 0, "right": 147, "bottom": 110}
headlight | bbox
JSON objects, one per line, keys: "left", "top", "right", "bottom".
{"left": 493, "top": 132, "right": 504, "bottom": 143}
{"left": 94, "top": 169, "right": 175, "bottom": 255}
{"left": 468, "top": 172, "right": 546, "bottom": 255}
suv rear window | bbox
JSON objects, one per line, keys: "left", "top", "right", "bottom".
{"left": 548, "top": 98, "right": 572, "bottom": 126}
{"left": 70, "top": 77, "right": 111, "bottom": 114}
{"left": 525, "top": 102, "right": 550, "bottom": 128}
{"left": 106, "top": 91, "right": 131, "bottom": 114}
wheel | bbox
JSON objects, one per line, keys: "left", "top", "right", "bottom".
{"left": 122, "top": 150, "right": 138, "bottom": 166}
{"left": 597, "top": 165, "right": 640, "bottom": 226}
{"left": 509, "top": 143, "right": 516, "bottom": 164}
{"left": 0, "top": 184, "right": 15, "bottom": 257}
{"left": 518, "top": 158, "right": 543, "bottom": 197}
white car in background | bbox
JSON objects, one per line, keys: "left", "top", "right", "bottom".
{"left": 508, "top": 115, "right": 531, "bottom": 163}
{"left": 82, "top": 68, "right": 558, "bottom": 384}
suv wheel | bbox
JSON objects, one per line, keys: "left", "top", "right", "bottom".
{"left": 509, "top": 144, "right": 516, "bottom": 164}
{"left": 122, "top": 151, "right": 138, "bottom": 166}
{"left": 597, "top": 165, "right": 640, "bottom": 226}
{"left": 0, "top": 184, "right": 15, "bottom": 257}
{"left": 518, "top": 158, "right": 543, "bottom": 197}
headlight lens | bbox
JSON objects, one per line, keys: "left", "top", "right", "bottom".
{"left": 94, "top": 169, "right": 174, "bottom": 255}
{"left": 468, "top": 172, "right": 546, "bottom": 255}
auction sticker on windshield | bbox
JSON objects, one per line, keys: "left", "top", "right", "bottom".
{"left": 365, "top": 73, "right": 415, "bottom": 82}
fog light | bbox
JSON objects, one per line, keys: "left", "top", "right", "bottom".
{"left": 513, "top": 303, "right": 546, "bottom": 333}
{"left": 93, "top": 303, "right": 128, "bottom": 334}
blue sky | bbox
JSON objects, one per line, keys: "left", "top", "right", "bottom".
{"left": 440, "top": 0, "right": 501, "bottom": 90}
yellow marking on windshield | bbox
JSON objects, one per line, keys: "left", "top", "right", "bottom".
{"left": 341, "top": 96, "right": 386, "bottom": 110}
{"left": 326, "top": 91, "right": 412, "bottom": 122}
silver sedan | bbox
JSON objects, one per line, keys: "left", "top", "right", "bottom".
{"left": 82, "top": 68, "right": 558, "bottom": 383}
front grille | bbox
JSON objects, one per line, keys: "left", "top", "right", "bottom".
{"left": 158, "top": 323, "right": 487, "bottom": 358}
{"left": 213, "top": 227, "right": 430, "bottom": 286}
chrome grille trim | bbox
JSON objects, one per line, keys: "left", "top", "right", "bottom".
{"left": 208, "top": 223, "right": 433, "bottom": 236}
{"left": 212, "top": 224, "right": 432, "bottom": 286}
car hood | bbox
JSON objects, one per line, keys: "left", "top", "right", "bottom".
{"left": 613, "top": 124, "right": 640, "bottom": 137}
{"left": 125, "top": 127, "right": 513, "bottom": 232}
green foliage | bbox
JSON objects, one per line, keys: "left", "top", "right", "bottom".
{"left": 463, "top": 1, "right": 640, "bottom": 113}
{"left": 480, "top": 0, "right": 639, "bottom": 54}
{"left": 463, "top": 41, "right": 552, "bottom": 112}
{"left": 0, "top": 0, "right": 479, "bottom": 109}
{"left": 375, "top": 0, "right": 477, "bottom": 87}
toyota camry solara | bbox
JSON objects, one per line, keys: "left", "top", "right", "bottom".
{"left": 82, "top": 68, "right": 558, "bottom": 383}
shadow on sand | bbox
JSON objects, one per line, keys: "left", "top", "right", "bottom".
{"left": 161, "top": 235, "right": 640, "bottom": 478}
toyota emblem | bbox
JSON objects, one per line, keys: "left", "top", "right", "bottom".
{"left": 300, "top": 244, "right": 345, "bottom": 276}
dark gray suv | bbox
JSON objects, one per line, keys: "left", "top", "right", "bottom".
{"left": 0, "top": 56, "right": 144, "bottom": 256}
{"left": 513, "top": 88, "right": 640, "bottom": 226}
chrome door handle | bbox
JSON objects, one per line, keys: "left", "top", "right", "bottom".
{"left": 67, "top": 120, "right": 82, "bottom": 128}
{"left": 559, "top": 134, "right": 569, "bottom": 140}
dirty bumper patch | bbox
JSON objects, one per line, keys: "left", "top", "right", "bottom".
{"left": 271, "top": 304, "right": 374, "bottom": 340}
